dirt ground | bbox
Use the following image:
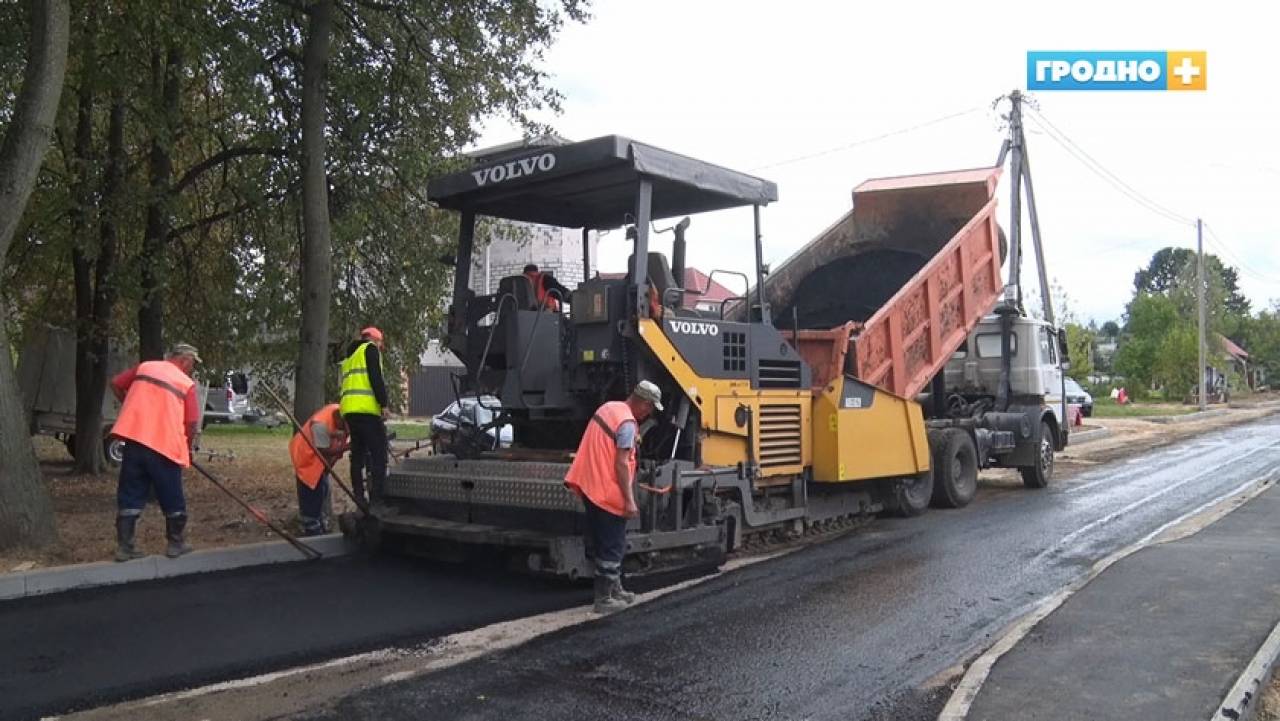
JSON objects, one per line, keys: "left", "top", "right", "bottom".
{"left": 1262, "top": 672, "right": 1280, "bottom": 721}
{"left": 3, "top": 399, "right": 1277, "bottom": 572}
{"left": 0, "top": 422, "right": 430, "bottom": 571}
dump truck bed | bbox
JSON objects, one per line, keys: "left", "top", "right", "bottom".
{"left": 766, "top": 167, "right": 1005, "bottom": 399}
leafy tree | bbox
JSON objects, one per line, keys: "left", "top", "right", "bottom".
{"left": 1239, "top": 303, "right": 1280, "bottom": 385}
{"left": 1133, "top": 246, "right": 1250, "bottom": 335}
{"left": 1114, "top": 293, "right": 1180, "bottom": 394}
{"left": 0, "top": 0, "right": 69, "bottom": 549}
{"left": 1100, "top": 320, "right": 1120, "bottom": 339}
{"left": 1064, "top": 322, "right": 1095, "bottom": 380}
{"left": 1116, "top": 292, "right": 1227, "bottom": 400}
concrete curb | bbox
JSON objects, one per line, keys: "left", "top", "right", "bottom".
{"left": 938, "top": 471, "right": 1279, "bottom": 721}
{"left": 0, "top": 533, "right": 354, "bottom": 602}
{"left": 1213, "top": 618, "right": 1280, "bottom": 721}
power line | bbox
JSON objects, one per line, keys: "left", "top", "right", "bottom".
{"left": 750, "top": 106, "right": 984, "bottom": 171}
{"left": 1201, "top": 222, "right": 1280, "bottom": 285}
{"left": 1027, "top": 106, "right": 1195, "bottom": 225}
{"left": 1023, "top": 109, "right": 1194, "bottom": 228}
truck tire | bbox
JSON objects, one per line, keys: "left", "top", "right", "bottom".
{"left": 103, "top": 435, "right": 125, "bottom": 467}
{"left": 1020, "top": 420, "right": 1054, "bottom": 489}
{"left": 931, "top": 428, "right": 978, "bottom": 509}
{"left": 64, "top": 434, "right": 125, "bottom": 468}
{"left": 889, "top": 469, "right": 934, "bottom": 517}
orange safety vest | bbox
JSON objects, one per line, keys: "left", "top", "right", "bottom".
{"left": 111, "top": 360, "right": 195, "bottom": 467}
{"left": 564, "top": 401, "right": 637, "bottom": 516}
{"left": 525, "top": 271, "right": 561, "bottom": 312}
{"left": 289, "top": 403, "right": 343, "bottom": 489}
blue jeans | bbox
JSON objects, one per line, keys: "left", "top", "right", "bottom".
{"left": 117, "top": 442, "right": 186, "bottom": 517}
{"left": 583, "top": 497, "right": 627, "bottom": 580}
{"left": 296, "top": 473, "right": 330, "bottom": 533}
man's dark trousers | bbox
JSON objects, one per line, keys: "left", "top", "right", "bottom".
{"left": 345, "top": 413, "right": 386, "bottom": 504}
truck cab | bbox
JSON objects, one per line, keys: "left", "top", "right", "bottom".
{"left": 940, "top": 314, "right": 1069, "bottom": 483}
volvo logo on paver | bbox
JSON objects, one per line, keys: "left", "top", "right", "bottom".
{"left": 667, "top": 320, "right": 719, "bottom": 336}
{"left": 470, "top": 153, "right": 557, "bottom": 187}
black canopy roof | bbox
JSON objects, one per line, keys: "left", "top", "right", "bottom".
{"left": 428, "top": 135, "right": 778, "bottom": 230}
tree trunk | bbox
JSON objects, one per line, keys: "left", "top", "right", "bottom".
{"left": 294, "top": 0, "right": 335, "bottom": 423}
{"left": 72, "top": 99, "right": 124, "bottom": 474}
{"left": 137, "top": 46, "right": 181, "bottom": 361}
{"left": 0, "top": 0, "right": 70, "bottom": 550}
{"left": 71, "top": 5, "right": 104, "bottom": 473}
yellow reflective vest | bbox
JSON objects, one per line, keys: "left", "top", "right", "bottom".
{"left": 339, "top": 342, "right": 381, "bottom": 416}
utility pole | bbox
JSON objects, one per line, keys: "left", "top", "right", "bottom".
{"left": 1005, "top": 91, "right": 1024, "bottom": 310}
{"left": 1197, "top": 218, "right": 1207, "bottom": 411}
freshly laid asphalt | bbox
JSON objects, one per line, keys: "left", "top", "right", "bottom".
{"left": 967, "top": 482, "right": 1280, "bottom": 721}
{"left": 287, "top": 416, "right": 1280, "bottom": 721}
{"left": 5, "top": 415, "right": 1279, "bottom": 721}
{"left": 0, "top": 554, "right": 585, "bottom": 720}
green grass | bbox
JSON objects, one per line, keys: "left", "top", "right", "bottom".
{"left": 1090, "top": 399, "right": 1196, "bottom": 418}
{"left": 388, "top": 422, "right": 430, "bottom": 441}
{"left": 201, "top": 422, "right": 292, "bottom": 436}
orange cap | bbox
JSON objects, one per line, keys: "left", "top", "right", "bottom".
{"left": 361, "top": 326, "right": 384, "bottom": 343}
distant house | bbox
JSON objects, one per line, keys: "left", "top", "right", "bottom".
{"left": 1218, "top": 334, "right": 1265, "bottom": 389}
{"left": 599, "top": 267, "right": 739, "bottom": 314}
{"left": 406, "top": 339, "right": 465, "bottom": 417}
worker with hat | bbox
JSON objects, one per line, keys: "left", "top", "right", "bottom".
{"left": 564, "top": 380, "right": 663, "bottom": 614}
{"left": 339, "top": 327, "right": 390, "bottom": 506}
{"left": 108, "top": 343, "right": 203, "bottom": 561}
{"left": 289, "top": 402, "right": 349, "bottom": 535}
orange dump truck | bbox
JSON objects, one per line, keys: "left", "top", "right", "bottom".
{"left": 750, "top": 166, "right": 1067, "bottom": 513}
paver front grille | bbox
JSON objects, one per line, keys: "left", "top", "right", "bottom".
{"left": 758, "top": 403, "right": 803, "bottom": 470}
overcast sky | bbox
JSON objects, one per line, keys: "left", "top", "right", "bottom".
{"left": 476, "top": 0, "right": 1279, "bottom": 325}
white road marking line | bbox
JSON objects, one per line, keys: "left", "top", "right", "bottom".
{"left": 1039, "top": 440, "right": 1280, "bottom": 562}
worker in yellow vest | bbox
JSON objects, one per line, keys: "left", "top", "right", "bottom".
{"left": 564, "top": 380, "right": 663, "bottom": 614}
{"left": 108, "top": 343, "right": 203, "bottom": 561}
{"left": 339, "top": 327, "right": 390, "bottom": 505}
{"left": 289, "top": 403, "right": 348, "bottom": 535}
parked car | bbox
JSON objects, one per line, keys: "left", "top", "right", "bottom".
{"left": 431, "top": 395, "right": 513, "bottom": 454}
{"left": 1064, "top": 377, "right": 1093, "bottom": 417}
{"left": 203, "top": 371, "right": 281, "bottom": 428}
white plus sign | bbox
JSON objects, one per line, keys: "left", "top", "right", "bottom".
{"left": 1173, "top": 57, "right": 1201, "bottom": 85}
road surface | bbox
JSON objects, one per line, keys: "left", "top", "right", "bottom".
{"left": 290, "top": 415, "right": 1280, "bottom": 721}
{"left": 5, "top": 414, "right": 1278, "bottom": 721}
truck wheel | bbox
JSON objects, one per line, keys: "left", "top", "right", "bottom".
{"left": 931, "top": 428, "right": 978, "bottom": 509}
{"left": 889, "top": 469, "right": 934, "bottom": 518}
{"left": 103, "top": 436, "right": 125, "bottom": 467}
{"left": 1020, "top": 421, "right": 1054, "bottom": 489}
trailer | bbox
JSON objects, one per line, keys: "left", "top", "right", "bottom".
{"left": 18, "top": 326, "right": 212, "bottom": 465}
{"left": 18, "top": 326, "right": 132, "bottom": 464}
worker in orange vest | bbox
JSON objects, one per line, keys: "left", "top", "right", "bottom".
{"left": 564, "top": 380, "right": 663, "bottom": 614}
{"left": 109, "top": 343, "right": 203, "bottom": 562}
{"left": 289, "top": 403, "right": 349, "bottom": 536}
{"left": 523, "top": 264, "right": 571, "bottom": 312}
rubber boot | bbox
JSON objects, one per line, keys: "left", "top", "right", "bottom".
{"left": 164, "top": 514, "right": 193, "bottom": 558}
{"left": 610, "top": 577, "right": 636, "bottom": 605}
{"left": 114, "top": 515, "right": 145, "bottom": 562}
{"left": 592, "top": 576, "right": 627, "bottom": 615}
